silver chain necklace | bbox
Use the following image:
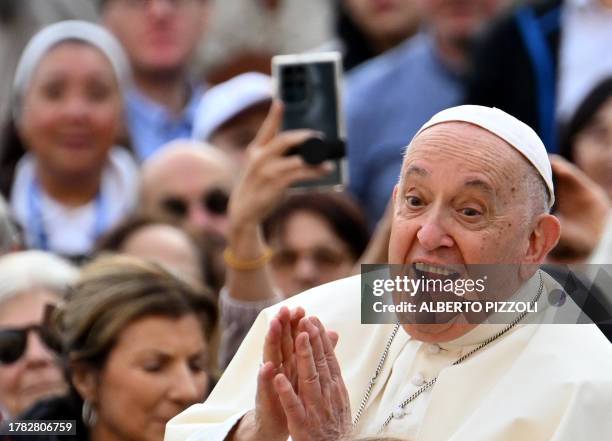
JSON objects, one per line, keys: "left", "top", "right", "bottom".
{"left": 352, "top": 271, "right": 544, "bottom": 433}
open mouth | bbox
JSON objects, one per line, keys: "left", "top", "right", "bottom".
{"left": 413, "top": 262, "right": 460, "bottom": 280}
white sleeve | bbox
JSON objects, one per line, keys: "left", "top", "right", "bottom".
{"left": 183, "top": 411, "right": 247, "bottom": 441}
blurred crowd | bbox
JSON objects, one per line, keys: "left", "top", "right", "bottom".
{"left": 0, "top": 0, "right": 611, "bottom": 440}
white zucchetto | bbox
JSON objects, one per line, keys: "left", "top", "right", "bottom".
{"left": 414, "top": 105, "right": 555, "bottom": 208}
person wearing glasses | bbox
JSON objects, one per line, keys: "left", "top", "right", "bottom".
{"left": 139, "top": 140, "right": 236, "bottom": 292}
{"left": 0, "top": 250, "right": 78, "bottom": 421}
{"left": 100, "top": 0, "right": 211, "bottom": 161}
{"left": 15, "top": 255, "right": 217, "bottom": 441}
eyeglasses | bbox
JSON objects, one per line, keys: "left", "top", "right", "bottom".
{"left": 160, "top": 188, "right": 229, "bottom": 219}
{"left": 0, "top": 325, "right": 61, "bottom": 365}
{"left": 271, "top": 247, "right": 353, "bottom": 271}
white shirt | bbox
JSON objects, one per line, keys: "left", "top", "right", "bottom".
{"left": 557, "top": 0, "right": 612, "bottom": 120}
{"left": 10, "top": 147, "right": 139, "bottom": 257}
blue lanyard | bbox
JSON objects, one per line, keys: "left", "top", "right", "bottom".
{"left": 27, "top": 179, "right": 107, "bottom": 251}
{"left": 515, "top": 5, "right": 561, "bottom": 153}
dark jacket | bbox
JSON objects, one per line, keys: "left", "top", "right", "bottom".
{"left": 0, "top": 395, "right": 88, "bottom": 441}
{"left": 466, "top": 0, "right": 563, "bottom": 152}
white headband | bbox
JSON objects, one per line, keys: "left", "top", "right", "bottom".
{"left": 414, "top": 105, "right": 555, "bottom": 208}
{"left": 12, "top": 20, "right": 131, "bottom": 120}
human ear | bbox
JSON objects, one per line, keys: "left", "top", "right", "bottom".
{"left": 70, "top": 361, "right": 100, "bottom": 403}
{"left": 519, "top": 214, "right": 561, "bottom": 277}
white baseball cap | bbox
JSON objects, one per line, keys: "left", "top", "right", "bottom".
{"left": 193, "top": 72, "right": 272, "bottom": 141}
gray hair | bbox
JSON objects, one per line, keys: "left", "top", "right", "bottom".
{"left": 524, "top": 163, "right": 550, "bottom": 217}
{"left": 0, "top": 250, "right": 79, "bottom": 305}
{"left": 0, "top": 195, "right": 19, "bottom": 254}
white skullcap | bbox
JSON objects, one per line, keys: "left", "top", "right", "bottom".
{"left": 414, "top": 105, "right": 555, "bottom": 208}
{"left": 193, "top": 72, "right": 272, "bottom": 141}
{"left": 12, "top": 20, "right": 131, "bottom": 120}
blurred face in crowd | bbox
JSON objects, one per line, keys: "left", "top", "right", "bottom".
{"left": 342, "top": 0, "right": 420, "bottom": 50}
{"left": 74, "top": 315, "right": 208, "bottom": 441}
{"left": 120, "top": 223, "right": 205, "bottom": 286}
{"left": 0, "top": 290, "right": 66, "bottom": 417}
{"left": 102, "top": 0, "right": 209, "bottom": 76}
{"left": 389, "top": 122, "right": 559, "bottom": 342}
{"left": 209, "top": 102, "right": 271, "bottom": 167}
{"left": 573, "top": 97, "right": 612, "bottom": 199}
{"left": 140, "top": 146, "right": 235, "bottom": 240}
{"left": 416, "top": 0, "right": 506, "bottom": 48}
{"left": 18, "top": 42, "right": 122, "bottom": 180}
{"left": 269, "top": 211, "right": 355, "bottom": 297}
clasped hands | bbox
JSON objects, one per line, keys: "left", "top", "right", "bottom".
{"left": 233, "top": 306, "right": 352, "bottom": 441}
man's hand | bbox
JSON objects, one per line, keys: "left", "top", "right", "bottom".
{"left": 273, "top": 317, "right": 350, "bottom": 441}
{"left": 231, "top": 311, "right": 342, "bottom": 441}
{"left": 231, "top": 306, "right": 305, "bottom": 441}
{"left": 259, "top": 306, "right": 306, "bottom": 440}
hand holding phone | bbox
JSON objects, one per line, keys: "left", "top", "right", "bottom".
{"left": 272, "top": 52, "right": 346, "bottom": 189}
{"left": 229, "top": 102, "right": 333, "bottom": 230}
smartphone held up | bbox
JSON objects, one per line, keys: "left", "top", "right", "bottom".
{"left": 272, "top": 52, "right": 347, "bottom": 189}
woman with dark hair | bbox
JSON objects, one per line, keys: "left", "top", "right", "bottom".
{"left": 1, "top": 20, "right": 138, "bottom": 260}
{"left": 262, "top": 192, "right": 369, "bottom": 296}
{"left": 13, "top": 255, "right": 217, "bottom": 441}
{"left": 559, "top": 77, "right": 612, "bottom": 199}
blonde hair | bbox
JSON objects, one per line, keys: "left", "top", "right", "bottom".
{"left": 52, "top": 255, "right": 217, "bottom": 366}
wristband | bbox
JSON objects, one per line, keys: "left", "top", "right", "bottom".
{"left": 223, "top": 246, "right": 273, "bottom": 271}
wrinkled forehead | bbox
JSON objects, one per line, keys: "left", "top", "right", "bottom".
{"left": 404, "top": 121, "right": 522, "bottom": 169}
{"left": 399, "top": 121, "right": 534, "bottom": 198}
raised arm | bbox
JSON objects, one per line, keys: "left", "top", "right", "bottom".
{"left": 226, "top": 101, "right": 332, "bottom": 302}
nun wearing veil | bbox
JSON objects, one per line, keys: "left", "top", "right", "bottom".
{"left": 0, "top": 20, "right": 138, "bottom": 261}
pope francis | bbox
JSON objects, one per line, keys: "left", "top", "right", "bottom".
{"left": 164, "top": 105, "right": 612, "bottom": 441}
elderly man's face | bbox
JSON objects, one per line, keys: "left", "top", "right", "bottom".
{"left": 389, "top": 122, "right": 553, "bottom": 342}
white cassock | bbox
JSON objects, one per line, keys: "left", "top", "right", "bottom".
{"left": 165, "top": 271, "right": 612, "bottom": 441}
